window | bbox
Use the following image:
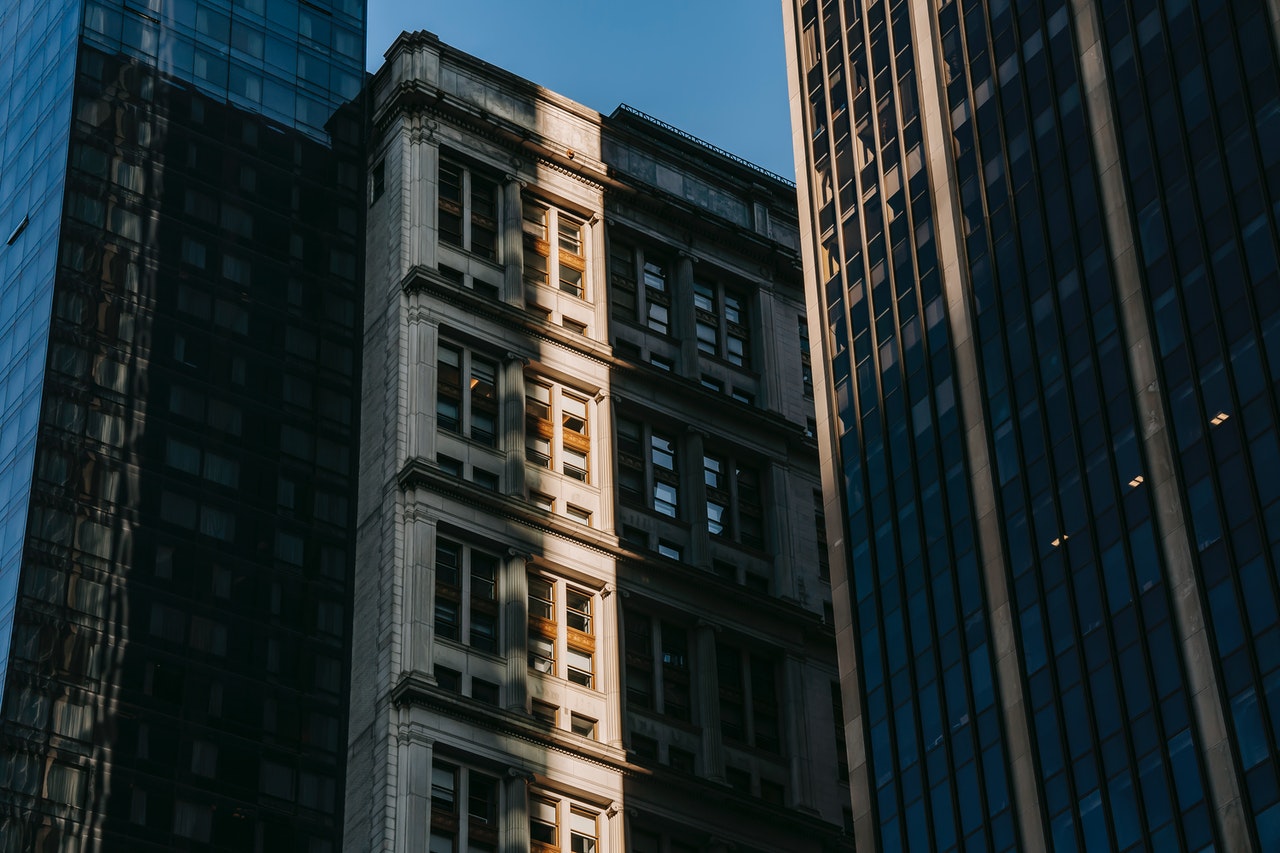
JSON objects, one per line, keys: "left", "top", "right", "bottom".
{"left": 528, "top": 574, "right": 597, "bottom": 689}
{"left": 624, "top": 610, "right": 691, "bottom": 722}
{"left": 717, "top": 645, "right": 781, "bottom": 752}
{"left": 814, "top": 491, "right": 830, "bottom": 582}
{"left": 439, "top": 158, "right": 498, "bottom": 260}
{"left": 608, "top": 239, "right": 670, "bottom": 334}
{"left": 530, "top": 798, "right": 597, "bottom": 853}
{"left": 434, "top": 538, "right": 500, "bottom": 654}
{"left": 370, "top": 158, "right": 385, "bottom": 204}
{"left": 618, "top": 416, "right": 682, "bottom": 520}
{"left": 431, "top": 761, "right": 500, "bottom": 852}
{"left": 694, "top": 279, "right": 752, "bottom": 368}
{"left": 704, "top": 450, "right": 765, "bottom": 550}
{"left": 438, "top": 343, "right": 499, "bottom": 447}
{"left": 523, "top": 199, "right": 587, "bottom": 299}
{"left": 799, "top": 315, "right": 813, "bottom": 396}
{"left": 570, "top": 713, "right": 597, "bottom": 739}
{"left": 526, "top": 377, "right": 591, "bottom": 482}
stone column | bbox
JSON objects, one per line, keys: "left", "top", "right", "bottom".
{"left": 588, "top": 214, "right": 607, "bottom": 340}
{"left": 756, "top": 287, "right": 782, "bottom": 411}
{"left": 405, "top": 311, "right": 438, "bottom": 463}
{"left": 394, "top": 716, "right": 433, "bottom": 853}
{"left": 673, "top": 252, "right": 698, "bottom": 375}
{"left": 501, "top": 354, "right": 527, "bottom": 496}
{"left": 406, "top": 120, "right": 439, "bottom": 276}
{"left": 767, "top": 462, "right": 795, "bottom": 599}
{"left": 782, "top": 654, "right": 812, "bottom": 809}
{"left": 502, "top": 176, "right": 525, "bottom": 307}
{"left": 501, "top": 771, "right": 531, "bottom": 853}
{"left": 684, "top": 428, "right": 710, "bottom": 569}
{"left": 600, "top": 586, "right": 623, "bottom": 748}
{"left": 504, "top": 550, "right": 531, "bottom": 713}
{"left": 604, "top": 804, "right": 622, "bottom": 853}
{"left": 593, "top": 392, "right": 616, "bottom": 533}
{"left": 401, "top": 512, "right": 437, "bottom": 680}
{"left": 693, "top": 620, "right": 724, "bottom": 782}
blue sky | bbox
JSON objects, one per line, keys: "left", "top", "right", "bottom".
{"left": 366, "top": 1, "right": 796, "bottom": 179}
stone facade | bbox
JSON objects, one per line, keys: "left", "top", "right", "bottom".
{"left": 347, "top": 30, "right": 850, "bottom": 853}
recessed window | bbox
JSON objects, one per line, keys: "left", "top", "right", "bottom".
{"left": 528, "top": 574, "right": 597, "bottom": 689}
{"left": 439, "top": 157, "right": 498, "bottom": 260}
{"left": 570, "top": 713, "right": 597, "bottom": 739}
{"left": 434, "top": 538, "right": 500, "bottom": 654}
{"left": 438, "top": 342, "right": 499, "bottom": 446}
{"left": 523, "top": 199, "right": 588, "bottom": 299}
{"left": 526, "top": 377, "right": 592, "bottom": 483}
{"left": 370, "top": 159, "right": 385, "bottom": 204}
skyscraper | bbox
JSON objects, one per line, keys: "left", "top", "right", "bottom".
{"left": 784, "top": 0, "right": 1280, "bottom": 851}
{"left": 347, "top": 29, "right": 850, "bottom": 853}
{"left": 0, "top": 1, "right": 365, "bottom": 849}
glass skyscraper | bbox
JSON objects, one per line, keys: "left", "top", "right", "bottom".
{"left": 0, "top": 0, "right": 364, "bottom": 849}
{"left": 783, "top": 0, "right": 1280, "bottom": 851}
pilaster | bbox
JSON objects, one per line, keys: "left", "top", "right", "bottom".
{"left": 502, "top": 176, "right": 525, "bottom": 307}
{"left": 600, "top": 585, "right": 623, "bottom": 748}
{"left": 502, "top": 353, "right": 527, "bottom": 496}
{"left": 767, "top": 461, "right": 795, "bottom": 598}
{"left": 694, "top": 620, "right": 725, "bottom": 782}
{"left": 501, "top": 772, "right": 532, "bottom": 853}
{"left": 406, "top": 120, "right": 439, "bottom": 277}
{"left": 401, "top": 510, "right": 437, "bottom": 679}
{"left": 782, "top": 654, "right": 813, "bottom": 810}
{"left": 394, "top": 717, "right": 433, "bottom": 853}
{"left": 684, "top": 428, "right": 710, "bottom": 568}
{"left": 593, "top": 392, "right": 617, "bottom": 534}
{"left": 504, "top": 549, "right": 531, "bottom": 713}
{"left": 674, "top": 253, "right": 698, "bottom": 375}
{"left": 405, "top": 309, "right": 438, "bottom": 463}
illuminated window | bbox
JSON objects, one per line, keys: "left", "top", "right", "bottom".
{"left": 437, "top": 343, "right": 499, "bottom": 447}
{"left": 529, "top": 797, "right": 597, "bottom": 853}
{"left": 523, "top": 199, "right": 587, "bottom": 299}
{"left": 525, "top": 376, "right": 592, "bottom": 482}
{"left": 528, "top": 574, "right": 597, "bottom": 689}
{"left": 439, "top": 158, "right": 498, "bottom": 260}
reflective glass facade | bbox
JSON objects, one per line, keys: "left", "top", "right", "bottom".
{"left": 0, "top": 0, "right": 84, "bottom": 704}
{"left": 0, "top": 0, "right": 364, "bottom": 848}
{"left": 785, "top": 0, "right": 1280, "bottom": 851}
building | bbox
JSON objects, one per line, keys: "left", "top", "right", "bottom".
{"left": 347, "top": 30, "right": 850, "bottom": 853}
{"left": 0, "top": 0, "right": 365, "bottom": 849}
{"left": 783, "top": 0, "right": 1280, "bottom": 851}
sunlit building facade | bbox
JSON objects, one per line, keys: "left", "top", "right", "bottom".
{"left": 783, "top": 0, "right": 1280, "bottom": 851}
{"left": 348, "top": 30, "right": 851, "bottom": 853}
{"left": 0, "top": 0, "right": 365, "bottom": 849}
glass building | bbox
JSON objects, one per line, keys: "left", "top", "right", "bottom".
{"left": 783, "top": 0, "right": 1280, "bottom": 851}
{"left": 0, "top": 0, "right": 364, "bottom": 849}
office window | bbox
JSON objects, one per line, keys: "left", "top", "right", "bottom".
{"left": 617, "top": 416, "right": 681, "bottom": 519}
{"left": 608, "top": 239, "right": 672, "bottom": 334}
{"left": 370, "top": 158, "right": 385, "bottom": 204}
{"left": 799, "top": 315, "right": 814, "bottom": 396}
{"left": 694, "top": 279, "right": 752, "bottom": 368}
{"left": 434, "top": 538, "right": 500, "bottom": 654}
{"left": 717, "top": 645, "right": 781, "bottom": 752}
{"left": 530, "top": 797, "right": 597, "bottom": 853}
{"left": 523, "top": 198, "right": 587, "bottom": 299}
{"left": 624, "top": 610, "right": 691, "bottom": 722}
{"left": 438, "top": 343, "right": 499, "bottom": 447}
{"left": 704, "top": 450, "right": 765, "bottom": 550}
{"left": 528, "top": 574, "right": 597, "bottom": 689}
{"left": 525, "top": 376, "right": 592, "bottom": 482}
{"left": 431, "top": 760, "right": 500, "bottom": 851}
{"left": 814, "top": 491, "right": 830, "bottom": 582}
{"left": 438, "top": 157, "right": 498, "bottom": 260}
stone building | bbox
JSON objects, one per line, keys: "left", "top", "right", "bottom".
{"left": 347, "top": 30, "right": 851, "bottom": 853}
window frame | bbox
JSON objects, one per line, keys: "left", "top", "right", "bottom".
{"left": 434, "top": 537, "right": 502, "bottom": 656}
{"left": 523, "top": 197, "right": 588, "bottom": 301}
{"left": 525, "top": 375, "right": 592, "bottom": 483}
{"left": 438, "top": 341, "right": 501, "bottom": 449}
{"left": 439, "top": 156, "right": 500, "bottom": 261}
{"left": 528, "top": 572, "right": 599, "bottom": 690}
